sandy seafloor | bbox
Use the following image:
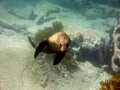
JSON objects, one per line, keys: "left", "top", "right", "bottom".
{"left": 0, "top": 0, "right": 118, "bottom": 90}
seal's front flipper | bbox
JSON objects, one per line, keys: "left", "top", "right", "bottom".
{"left": 53, "top": 52, "right": 65, "bottom": 65}
{"left": 34, "top": 40, "right": 48, "bottom": 58}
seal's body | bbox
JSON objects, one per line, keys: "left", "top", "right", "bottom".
{"left": 29, "top": 31, "right": 70, "bottom": 65}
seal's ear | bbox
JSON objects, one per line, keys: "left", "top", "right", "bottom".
{"left": 34, "top": 40, "right": 48, "bottom": 58}
{"left": 53, "top": 52, "right": 65, "bottom": 65}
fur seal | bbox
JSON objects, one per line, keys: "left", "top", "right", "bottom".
{"left": 28, "top": 31, "right": 70, "bottom": 65}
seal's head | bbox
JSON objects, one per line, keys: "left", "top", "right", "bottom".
{"left": 48, "top": 31, "right": 70, "bottom": 53}
{"left": 57, "top": 32, "right": 70, "bottom": 52}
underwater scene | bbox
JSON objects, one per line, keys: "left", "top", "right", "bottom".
{"left": 0, "top": 0, "right": 120, "bottom": 90}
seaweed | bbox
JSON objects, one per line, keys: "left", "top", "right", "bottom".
{"left": 34, "top": 27, "right": 54, "bottom": 44}
{"left": 99, "top": 73, "right": 120, "bottom": 90}
{"left": 61, "top": 49, "right": 77, "bottom": 66}
{"left": 52, "top": 21, "right": 63, "bottom": 32}
{"left": 33, "top": 21, "right": 64, "bottom": 45}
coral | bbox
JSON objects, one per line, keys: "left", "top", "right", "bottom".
{"left": 52, "top": 21, "right": 63, "bottom": 32}
{"left": 99, "top": 73, "right": 120, "bottom": 90}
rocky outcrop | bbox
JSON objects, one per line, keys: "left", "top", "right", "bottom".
{"left": 111, "top": 22, "right": 120, "bottom": 72}
{"left": 0, "top": 21, "right": 27, "bottom": 34}
{"left": 69, "top": 30, "right": 110, "bottom": 68}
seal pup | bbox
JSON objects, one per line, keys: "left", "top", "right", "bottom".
{"left": 28, "top": 31, "right": 70, "bottom": 65}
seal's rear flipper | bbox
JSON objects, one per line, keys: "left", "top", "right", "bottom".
{"left": 53, "top": 52, "right": 65, "bottom": 65}
{"left": 28, "top": 36, "right": 36, "bottom": 48}
{"left": 34, "top": 40, "right": 48, "bottom": 58}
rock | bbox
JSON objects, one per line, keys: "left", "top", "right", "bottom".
{"left": 0, "top": 20, "right": 27, "bottom": 34}
{"left": 0, "top": 21, "right": 15, "bottom": 30}
{"left": 28, "top": 10, "right": 38, "bottom": 20}
{"left": 46, "top": 8, "right": 60, "bottom": 17}
{"left": 112, "top": 23, "right": 120, "bottom": 72}
{"left": 4, "top": 0, "right": 33, "bottom": 19}
{"left": 36, "top": 15, "right": 56, "bottom": 25}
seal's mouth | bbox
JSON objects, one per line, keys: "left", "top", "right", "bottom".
{"left": 62, "top": 50, "right": 67, "bottom": 53}
{"left": 60, "top": 47, "right": 67, "bottom": 52}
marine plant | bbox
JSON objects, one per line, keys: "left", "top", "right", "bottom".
{"left": 61, "top": 50, "right": 77, "bottom": 66}
{"left": 99, "top": 72, "right": 120, "bottom": 90}
{"left": 34, "top": 21, "right": 64, "bottom": 44}
{"left": 34, "top": 27, "right": 54, "bottom": 44}
{"left": 52, "top": 21, "right": 63, "bottom": 32}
